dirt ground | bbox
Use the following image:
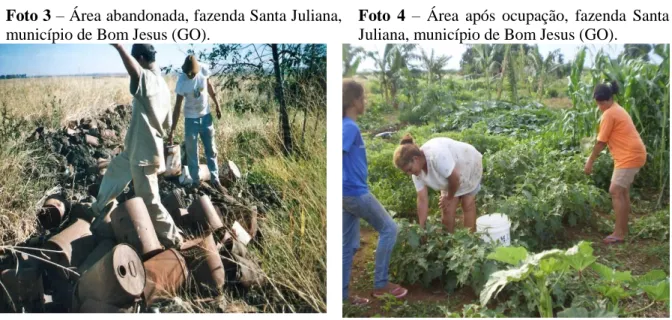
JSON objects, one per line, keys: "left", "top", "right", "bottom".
{"left": 344, "top": 228, "right": 477, "bottom": 317}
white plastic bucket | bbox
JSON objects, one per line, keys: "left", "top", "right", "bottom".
{"left": 476, "top": 213, "right": 511, "bottom": 246}
{"left": 162, "top": 145, "right": 182, "bottom": 177}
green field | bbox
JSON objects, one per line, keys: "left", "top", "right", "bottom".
{"left": 343, "top": 44, "right": 670, "bottom": 318}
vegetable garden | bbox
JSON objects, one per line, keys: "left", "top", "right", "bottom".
{"left": 343, "top": 44, "right": 670, "bottom": 318}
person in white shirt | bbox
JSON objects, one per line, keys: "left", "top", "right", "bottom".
{"left": 168, "top": 55, "right": 224, "bottom": 192}
{"left": 393, "top": 134, "right": 483, "bottom": 233}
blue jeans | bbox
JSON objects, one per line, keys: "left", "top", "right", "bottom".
{"left": 343, "top": 192, "right": 398, "bottom": 300}
{"left": 184, "top": 113, "right": 219, "bottom": 184}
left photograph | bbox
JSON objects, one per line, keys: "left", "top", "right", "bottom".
{"left": 0, "top": 43, "right": 326, "bottom": 313}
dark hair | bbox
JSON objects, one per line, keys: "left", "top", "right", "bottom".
{"left": 593, "top": 80, "right": 619, "bottom": 101}
{"left": 182, "top": 55, "right": 200, "bottom": 77}
{"left": 131, "top": 44, "right": 157, "bottom": 63}
{"left": 343, "top": 80, "right": 364, "bottom": 117}
{"left": 399, "top": 133, "right": 414, "bottom": 145}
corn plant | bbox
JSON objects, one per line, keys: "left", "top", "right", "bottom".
{"left": 565, "top": 45, "right": 669, "bottom": 200}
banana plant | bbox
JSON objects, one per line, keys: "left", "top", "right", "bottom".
{"left": 473, "top": 44, "right": 502, "bottom": 100}
{"left": 342, "top": 44, "right": 365, "bottom": 77}
{"left": 419, "top": 48, "right": 451, "bottom": 84}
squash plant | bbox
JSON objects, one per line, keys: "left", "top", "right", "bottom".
{"left": 480, "top": 241, "right": 669, "bottom": 317}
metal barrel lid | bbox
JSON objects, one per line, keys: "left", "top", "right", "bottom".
{"left": 77, "top": 243, "right": 146, "bottom": 307}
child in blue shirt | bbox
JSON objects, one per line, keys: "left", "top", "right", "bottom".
{"left": 342, "top": 80, "right": 407, "bottom": 304}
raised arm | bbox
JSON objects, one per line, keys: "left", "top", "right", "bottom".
{"left": 110, "top": 44, "right": 141, "bottom": 84}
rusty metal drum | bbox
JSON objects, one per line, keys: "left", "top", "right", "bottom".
{"left": 78, "top": 239, "right": 116, "bottom": 275}
{"left": 143, "top": 248, "right": 189, "bottom": 306}
{"left": 0, "top": 268, "right": 45, "bottom": 312}
{"left": 161, "top": 188, "right": 187, "bottom": 223}
{"left": 37, "top": 205, "right": 64, "bottom": 229}
{"left": 187, "top": 195, "right": 224, "bottom": 234}
{"left": 188, "top": 234, "right": 225, "bottom": 293}
{"left": 38, "top": 195, "right": 68, "bottom": 229}
{"left": 110, "top": 197, "right": 163, "bottom": 260}
{"left": 77, "top": 244, "right": 146, "bottom": 307}
{"left": 78, "top": 298, "right": 130, "bottom": 313}
{"left": 43, "top": 218, "right": 97, "bottom": 280}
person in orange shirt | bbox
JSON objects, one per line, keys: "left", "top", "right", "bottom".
{"left": 584, "top": 80, "right": 647, "bottom": 245}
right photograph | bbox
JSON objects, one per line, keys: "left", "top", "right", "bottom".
{"left": 342, "top": 43, "right": 670, "bottom": 318}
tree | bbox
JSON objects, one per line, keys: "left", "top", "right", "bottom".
{"left": 368, "top": 44, "right": 418, "bottom": 109}
{"left": 497, "top": 45, "right": 519, "bottom": 103}
{"left": 472, "top": 44, "right": 502, "bottom": 99}
{"left": 271, "top": 44, "right": 292, "bottom": 155}
{"left": 419, "top": 48, "right": 451, "bottom": 84}
{"left": 460, "top": 44, "right": 532, "bottom": 76}
{"left": 527, "top": 46, "right": 561, "bottom": 100}
{"left": 343, "top": 44, "right": 365, "bottom": 77}
{"left": 620, "top": 44, "right": 653, "bottom": 61}
{"left": 186, "top": 43, "right": 326, "bottom": 155}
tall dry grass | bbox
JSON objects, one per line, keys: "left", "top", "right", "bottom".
{"left": 0, "top": 75, "right": 326, "bottom": 312}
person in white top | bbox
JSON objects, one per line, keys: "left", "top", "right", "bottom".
{"left": 393, "top": 134, "right": 483, "bottom": 233}
{"left": 168, "top": 55, "right": 224, "bottom": 192}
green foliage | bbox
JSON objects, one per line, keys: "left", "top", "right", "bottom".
{"left": 0, "top": 103, "right": 29, "bottom": 146}
{"left": 480, "top": 241, "right": 670, "bottom": 317}
{"left": 630, "top": 209, "right": 670, "bottom": 241}
{"left": 348, "top": 44, "right": 669, "bottom": 318}
{"left": 557, "top": 307, "right": 618, "bottom": 318}
{"left": 399, "top": 82, "right": 456, "bottom": 125}
{"left": 443, "top": 304, "right": 506, "bottom": 318}
{"left": 438, "top": 101, "right": 558, "bottom": 138}
{"left": 390, "top": 218, "right": 500, "bottom": 293}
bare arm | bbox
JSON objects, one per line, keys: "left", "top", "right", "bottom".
{"left": 168, "top": 94, "right": 184, "bottom": 145}
{"left": 207, "top": 79, "right": 220, "bottom": 109}
{"left": 416, "top": 187, "right": 429, "bottom": 228}
{"left": 170, "top": 95, "right": 184, "bottom": 137}
{"left": 584, "top": 141, "right": 607, "bottom": 174}
{"left": 111, "top": 44, "right": 141, "bottom": 84}
{"left": 445, "top": 166, "right": 460, "bottom": 200}
{"left": 588, "top": 141, "right": 607, "bottom": 165}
